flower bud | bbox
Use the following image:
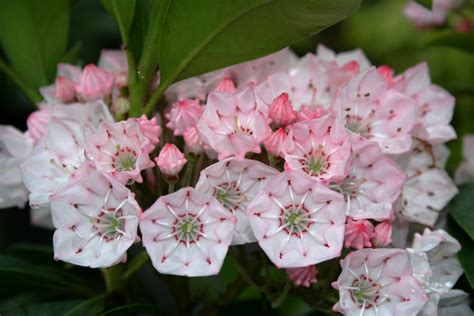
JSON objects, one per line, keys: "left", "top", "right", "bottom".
{"left": 372, "top": 220, "right": 392, "bottom": 248}
{"left": 263, "top": 128, "right": 287, "bottom": 157}
{"left": 53, "top": 76, "right": 76, "bottom": 102}
{"left": 214, "top": 77, "right": 236, "bottom": 93}
{"left": 75, "top": 64, "right": 115, "bottom": 101}
{"left": 344, "top": 218, "right": 375, "bottom": 250}
{"left": 268, "top": 93, "right": 296, "bottom": 126}
{"left": 155, "top": 144, "right": 187, "bottom": 177}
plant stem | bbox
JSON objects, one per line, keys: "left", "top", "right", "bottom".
{"left": 122, "top": 250, "right": 150, "bottom": 280}
{"left": 271, "top": 281, "right": 292, "bottom": 309}
{"left": 167, "top": 179, "right": 176, "bottom": 193}
{"left": 182, "top": 153, "right": 198, "bottom": 187}
{"left": 101, "top": 265, "right": 125, "bottom": 293}
{"left": 0, "top": 59, "right": 41, "bottom": 104}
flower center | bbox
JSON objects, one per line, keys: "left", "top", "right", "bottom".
{"left": 345, "top": 115, "right": 371, "bottom": 137}
{"left": 214, "top": 182, "right": 247, "bottom": 211}
{"left": 232, "top": 116, "right": 253, "bottom": 136}
{"left": 339, "top": 175, "right": 368, "bottom": 198}
{"left": 174, "top": 214, "right": 202, "bottom": 246}
{"left": 280, "top": 206, "right": 312, "bottom": 236}
{"left": 91, "top": 208, "right": 126, "bottom": 242}
{"left": 301, "top": 145, "right": 329, "bottom": 176}
{"left": 113, "top": 145, "right": 137, "bottom": 172}
{"left": 350, "top": 275, "right": 382, "bottom": 309}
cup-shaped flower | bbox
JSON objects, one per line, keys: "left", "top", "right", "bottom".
{"left": 0, "top": 126, "right": 33, "bottom": 208}
{"left": 195, "top": 158, "right": 279, "bottom": 245}
{"left": 50, "top": 171, "right": 140, "bottom": 267}
{"left": 140, "top": 187, "right": 236, "bottom": 276}
{"left": 282, "top": 115, "right": 351, "bottom": 182}
{"left": 75, "top": 64, "right": 115, "bottom": 101}
{"left": 333, "top": 248, "right": 428, "bottom": 315}
{"left": 331, "top": 67, "right": 416, "bottom": 154}
{"left": 166, "top": 99, "right": 204, "bottom": 136}
{"left": 247, "top": 170, "right": 346, "bottom": 268}
{"left": 196, "top": 85, "right": 272, "bottom": 160}
{"left": 85, "top": 121, "right": 155, "bottom": 184}
{"left": 286, "top": 265, "right": 318, "bottom": 287}
{"left": 155, "top": 144, "right": 187, "bottom": 177}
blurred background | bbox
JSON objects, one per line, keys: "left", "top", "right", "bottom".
{"left": 0, "top": 0, "right": 472, "bottom": 314}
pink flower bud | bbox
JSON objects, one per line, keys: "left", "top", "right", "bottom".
{"left": 372, "top": 220, "right": 392, "bottom": 248}
{"left": 26, "top": 107, "right": 52, "bottom": 143}
{"left": 286, "top": 265, "right": 318, "bottom": 287}
{"left": 344, "top": 218, "right": 375, "bottom": 250}
{"left": 214, "top": 77, "right": 236, "bottom": 93}
{"left": 166, "top": 99, "right": 203, "bottom": 136}
{"left": 75, "top": 64, "right": 115, "bottom": 101}
{"left": 53, "top": 76, "right": 76, "bottom": 102}
{"left": 377, "top": 65, "right": 395, "bottom": 85}
{"left": 263, "top": 128, "right": 287, "bottom": 157}
{"left": 340, "top": 60, "right": 360, "bottom": 75}
{"left": 296, "top": 105, "right": 324, "bottom": 121}
{"left": 268, "top": 93, "right": 297, "bottom": 126}
{"left": 155, "top": 144, "right": 187, "bottom": 177}
{"left": 134, "top": 115, "right": 162, "bottom": 150}
{"left": 184, "top": 126, "right": 205, "bottom": 155}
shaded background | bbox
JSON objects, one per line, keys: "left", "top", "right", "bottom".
{"left": 0, "top": 0, "right": 472, "bottom": 314}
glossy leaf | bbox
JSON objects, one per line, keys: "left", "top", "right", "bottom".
{"left": 100, "top": 0, "right": 136, "bottom": 42}
{"left": 155, "top": 0, "right": 360, "bottom": 93}
{"left": 448, "top": 218, "right": 474, "bottom": 289}
{"left": 449, "top": 183, "right": 474, "bottom": 240}
{"left": 0, "top": 0, "right": 70, "bottom": 89}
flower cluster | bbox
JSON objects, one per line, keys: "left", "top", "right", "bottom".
{"left": 1, "top": 45, "right": 470, "bottom": 315}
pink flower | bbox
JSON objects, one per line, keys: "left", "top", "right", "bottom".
{"left": 183, "top": 127, "right": 205, "bottom": 155}
{"left": 378, "top": 65, "right": 395, "bottom": 86}
{"left": 268, "top": 93, "right": 297, "bottom": 126}
{"left": 155, "top": 144, "right": 187, "bottom": 177}
{"left": 344, "top": 218, "right": 375, "bottom": 249}
{"left": 21, "top": 102, "right": 113, "bottom": 207}
{"left": 140, "top": 187, "right": 236, "bottom": 276}
{"left": 333, "top": 248, "right": 428, "bottom": 315}
{"left": 282, "top": 115, "right": 352, "bottom": 182}
{"left": 213, "top": 77, "right": 236, "bottom": 93}
{"left": 75, "top": 64, "right": 115, "bottom": 101}
{"left": 0, "top": 125, "right": 34, "bottom": 208}
{"left": 98, "top": 49, "right": 128, "bottom": 87}
{"left": 372, "top": 221, "right": 392, "bottom": 248}
{"left": 131, "top": 115, "right": 162, "bottom": 152}
{"left": 403, "top": 1, "right": 447, "bottom": 29}
{"left": 395, "top": 141, "right": 458, "bottom": 226}
{"left": 455, "top": 135, "right": 474, "bottom": 184}
{"left": 53, "top": 76, "right": 76, "bottom": 102}
{"left": 331, "top": 67, "right": 417, "bottom": 154}
{"left": 296, "top": 105, "right": 324, "bottom": 122}
{"left": 196, "top": 86, "right": 272, "bottom": 160}
{"left": 166, "top": 99, "right": 204, "bottom": 136}
{"left": 195, "top": 158, "right": 278, "bottom": 245}
{"left": 263, "top": 128, "right": 288, "bottom": 157}
{"left": 50, "top": 171, "right": 139, "bottom": 267}
{"left": 247, "top": 170, "right": 346, "bottom": 268}
{"left": 286, "top": 265, "right": 318, "bottom": 287}
{"left": 394, "top": 62, "right": 456, "bottom": 144}
{"left": 85, "top": 121, "right": 155, "bottom": 184}
{"left": 333, "top": 143, "right": 406, "bottom": 221}
{"left": 316, "top": 44, "right": 371, "bottom": 72}
{"left": 26, "top": 106, "right": 52, "bottom": 143}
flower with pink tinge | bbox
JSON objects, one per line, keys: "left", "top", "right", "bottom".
{"left": 331, "top": 67, "right": 417, "bottom": 154}
{"left": 454, "top": 135, "right": 474, "bottom": 184}
{"left": 53, "top": 76, "right": 76, "bottom": 102}
{"left": 332, "top": 143, "right": 406, "bottom": 221}
{"left": 98, "top": 49, "right": 128, "bottom": 87}
{"left": 183, "top": 127, "right": 205, "bottom": 155}
{"left": 395, "top": 141, "right": 458, "bottom": 226}
{"left": 268, "top": 93, "right": 297, "bottom": 126}
{"left": 195, "top": 158, "right": 278, "bottom": 245}
{"left": 333, "top": 248, "right": 428, "bottom": 315}
{"left": 39, "top": 63, "right": 82, "bottom": 104}
{"left": 0, "top": 125, "right": 33, "bottom": 209}
{"left": 296, "top": 105, "right": 325, "bottom": 122}
{"left": 85, "top": 121, "right": 154, "bottom": 184}
{"left": 403, "top": 1, "right": 447, "bottom": 29}
{"left": 372, "top": 221, "right": 392, "bottom": 248}
{"left": 213, "top": 77, "right": 236, "bottom": 93}
{"left": 165, "top": 99, "right": 204, "bottom": 136}
{"left": 140, "top": 187, "right": 236, "bottom": 276}
{"left": 286, "top": 265, "right": 318, "bottom": 288}
{"left": 394, "top": 62, "right": 456, "bottom": 144}
{"left": 344, "top": 218, "right": 375, "bottom": 250}
{"left": 21, "top": 102, "right": 113, "bottom": 207}
{"left": 131, "top": 115, "right": 162, "bottom": 152}
{"left": 155, "top": 144, "right": 187, "bottom": 177}
{"left": 75, "top": 64, "right": 115, "bottom": 101}
{"left": 196, "top": 86, "right": 272, "bottom": 160}
{"left": 26, "top": 106, "right": 52, "bottom": 144}
{"left": 247, "top": 170, "right": 346, "bottom": 268}
{"left": 377, "top": 65, "right": 395, "bottom": 86}
{"left": 50, "top": 171, "right": 139, "bottom": 267}
{"left": 263, "top": 128, "right": 288, "bottom": 157}
{"left": 282, "top": 115, "right": 352, "bottom": 182}
{"left": 316, "top": 44, "right": 371, "bottom": 72}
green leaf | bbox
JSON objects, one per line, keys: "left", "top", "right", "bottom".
{"left": 427, "top": 32, "right": 474, "bottom": 55}
{"left": 415, "top": 0, "right": 432, "bottom": 9}
{"left": 448, "top": 218, "right": 474, "bottom": 289}
{"left": 449, "top": 183, "right": 474, "bottom": 240}
{"left": 99, "top": 304, "right": 153, "bottom": 316}
{"left": 0, "top": 299, "right": 106, "bottom": 316}
{"left": 100, "top": 0, "right": 136, "bottom": 44}
{"left": 145, "top": 0, "right": 360, "bottom": 113}
{"left": 0, "top": 0, "right": 70, "bottom": 89}
{"left": 63, "top": 294, "right": 107, "bottom": 316}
